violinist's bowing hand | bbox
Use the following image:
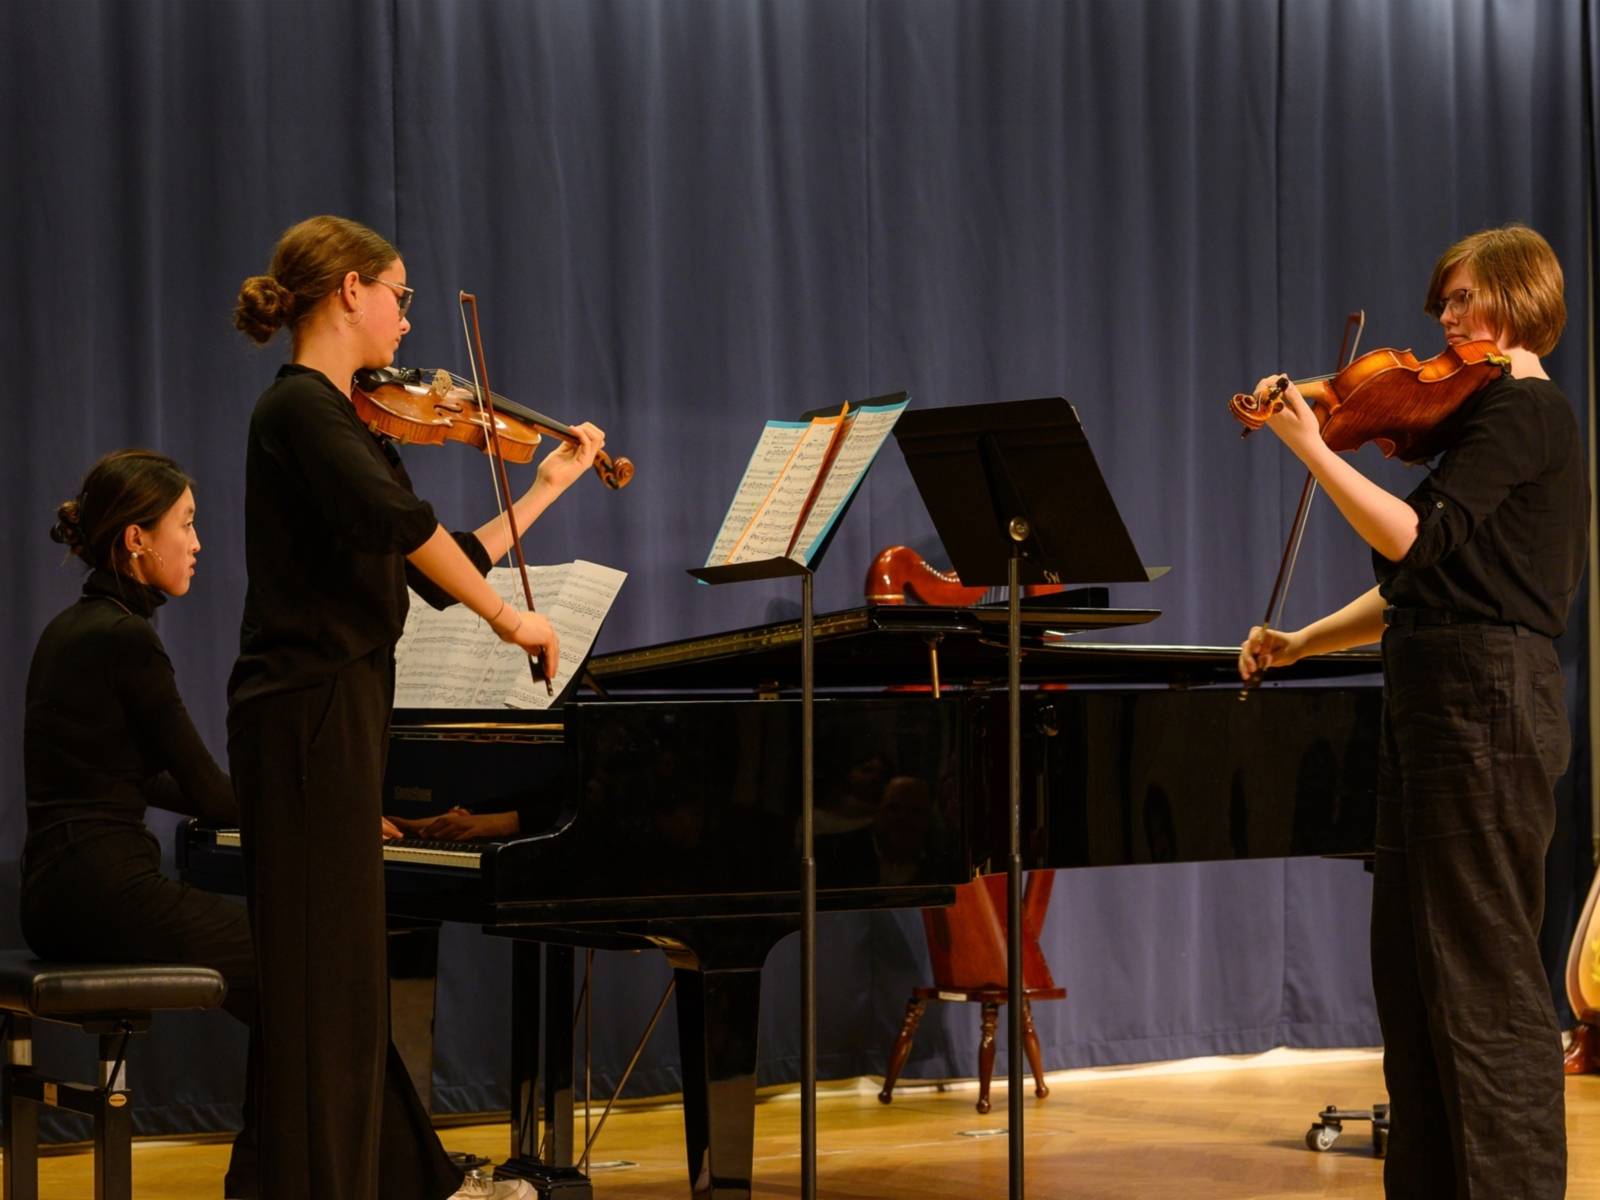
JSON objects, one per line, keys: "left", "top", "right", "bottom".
{"left": 534, "top": 422, "right": 607, "bottom": 496}
{"left": 501, "top": 610, "right": 560, "bottom": 683}
{"left": 1237, "top": 624, "right": 1304, "bottom": 681}
{"left": 1253, "top": 374, "right": 1321, "bottom": 455}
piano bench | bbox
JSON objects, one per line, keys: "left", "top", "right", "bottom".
{"left": 0, "top": 953, "right": 226, "bottom": 1200}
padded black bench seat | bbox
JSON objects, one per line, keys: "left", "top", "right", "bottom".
{"left": 0, "top": 951, "right": 226, "bottom": 1200}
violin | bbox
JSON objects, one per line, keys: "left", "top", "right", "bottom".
{"left": 351, "top": 364, "right": 634, "bottom": 489}
{"left": 1229, "top": 338, "right": 1510, "bottom": 462}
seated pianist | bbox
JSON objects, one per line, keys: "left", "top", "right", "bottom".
{"left": 22, "top": 450, "right": 260, "bottom": 1197}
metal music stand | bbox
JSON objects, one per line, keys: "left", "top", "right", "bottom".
{"left": 687, "top": 393, "right": 904, "bottom": 1200}
{"left": 894, "top": 397, "right": 1159, "bottom": 1200}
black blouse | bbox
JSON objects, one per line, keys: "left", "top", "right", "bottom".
{"left": 24, "top": 568, "right": 236, "bottom": 845}
{"left": 228, "top": 364, "right": 491, "bottom": 710}
{"left": 1374, "top": 374, "right": 1588, "bottom": 638}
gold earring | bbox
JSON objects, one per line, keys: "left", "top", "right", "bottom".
{"left": 344, "top": 308, "right": 365, "bottom": 326}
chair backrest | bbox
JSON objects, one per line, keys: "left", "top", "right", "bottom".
{"left": 920, "top": 870, "right": 1058, "bottom": 992}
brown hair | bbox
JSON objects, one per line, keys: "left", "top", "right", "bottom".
{"left": 1424, "top": 223, "right": 1566, "bottom": 356}
{"left": 233, "top": 215, "right": 399, "bottom": 345}
{"left": 52, "top": 449, "right": 194, "bottom": 575}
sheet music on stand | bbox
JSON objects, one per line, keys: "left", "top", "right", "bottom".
{"left": 699, "top": 392, "right": 909, "bottom": 577}
{"left": 690, "top": 390, "right": 908, "bottom": 1200}
{"left": 393, "top": 561, "right": 626, "bottom": 710}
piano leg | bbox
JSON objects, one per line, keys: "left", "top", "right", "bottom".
{"left": 498, "top": 942, "right": 592, "bottom": 1198}
{"left": 674, "top": 964, "right": 763, "bottom": 1200}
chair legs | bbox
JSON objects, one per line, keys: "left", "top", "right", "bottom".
{"left": 878, "top": 997, "right": 928, "bottom": 1103}
{"left": 976, "top": 1001, "right": 1000, "bottom": 1114}
{"left": 1023, "top": 1000, "right": 1049, "bottom": 1099}
{"left": 881, "top": 991, "right": 1057, "bottom": 1114}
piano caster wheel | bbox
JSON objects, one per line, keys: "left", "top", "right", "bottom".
{"left": 976, "top": 1096, "right": 992, "bottom": 1115}
{"left": 1034, "top": 1082, "right": 1049, "bottom": 1099}
{"left": 1306, "top": 1123, "right": 1341, "bottom": 1152}
{"left": 877, "top": 1089, "right": 893, "bottom": 1105}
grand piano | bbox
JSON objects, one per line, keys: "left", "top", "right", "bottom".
{"left": 179, "top": 601, "right": 1383, "bottom": 1199}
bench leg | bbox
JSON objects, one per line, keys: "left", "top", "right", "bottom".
{"left": 94, "top": 1033, "right": 132, "bottom": 1200}
{"left": 4, "top": 1017, "right": 39, "bottom": 1200}
{"left": 93, "top": 1096, "right": 132, "bottom": 1200}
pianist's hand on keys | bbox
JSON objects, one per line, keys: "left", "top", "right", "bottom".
{"left": 389, "top": 807, "right": 520, "bottom": 842}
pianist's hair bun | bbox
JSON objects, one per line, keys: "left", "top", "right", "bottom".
{"left": 50, "top": 498, "right": 85, "bottom": 553}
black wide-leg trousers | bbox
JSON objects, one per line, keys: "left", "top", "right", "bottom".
{"left": 1374, "top": 622, "right": 1569, "bottom": 1199}
{"left": 229, "top": 648, "right": 459, "bottom": 1200}
{"left": 20, "top": 824, "right": 261, "bottom": 1198}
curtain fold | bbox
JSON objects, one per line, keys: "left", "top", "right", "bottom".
{"left": 0, "top": 0, "right": 1589, "bottom": 1138}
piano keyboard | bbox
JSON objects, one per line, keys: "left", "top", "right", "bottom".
{"left": 210, "top": 829, "right": 485, "bottom": 871}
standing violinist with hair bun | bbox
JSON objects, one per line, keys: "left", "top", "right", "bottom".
{"left": 229, "top": 214, "right": 602, "bottom": 1200}
{"left": 23, "top": 449, "right": 259, "bottom": 1199}
{"left": 1238, "top": 223, "right": 1587, "bottom": 1198}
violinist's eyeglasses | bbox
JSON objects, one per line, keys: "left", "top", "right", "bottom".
{"left": 360, "top": 274, "right": 415, "bottom": 319}
{"left": 1435, "top": 287, "right": 1474, "bottom": 318}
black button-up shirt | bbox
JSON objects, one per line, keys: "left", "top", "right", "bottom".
{"left": 1374, "top": 374, "right": 1588, "bottom": 637}
{"left": 229, "top": 364, "right": 490, "bottom": 709}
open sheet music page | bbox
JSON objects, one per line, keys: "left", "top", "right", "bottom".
{"left": 788, "top": 397, "right": 908, "bottom": 560}
{"left": 703, "top": 396, "right": 908, "bottom": 568}
{"left": 704, "top": 415, "right": 838, "bottom": 565}
{"left": 393, "top": 561, "right": 626, "bottom": 709}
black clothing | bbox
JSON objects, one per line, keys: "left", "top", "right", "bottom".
{"left": 21, "top": 825, "right": 261, "bottom": 1197}
{"left": 229, "top": 649, "right": 456, "bottom": 1200}
{"left": 229, "top": 364, "right": 484, "bottom": 1200}
{"left": 1374, "top": 375, "right": 1587, "bottom": 637}
{"left": 1371, "top": 376, "right": 1585, "bottom": 1198}
{"left": 228, "top": 364, "right": 490, "bottom": 711}
{"left": 24, "top": 568, "right": 235, "bottom": 851}
{"left": 1373, "top": 624, "right": 1568, "bottom": 1198}
{"left": 21, "top": 570, "right": 257, "bottom": 1196}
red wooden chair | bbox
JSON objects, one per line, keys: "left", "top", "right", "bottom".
{"left": 879, "top": 871, "right": 1064, "bottom": 1113}
{"left": 866, "top": 545, "right": 1065, "bottom": 1113}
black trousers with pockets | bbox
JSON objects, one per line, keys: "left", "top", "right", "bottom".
{"left": 1374, "top": 622, "right": 1569, "bottom": 1199}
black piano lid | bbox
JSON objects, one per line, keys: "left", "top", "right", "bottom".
{"left": 584, "top": 604, "right": 1382, "bottom": 692}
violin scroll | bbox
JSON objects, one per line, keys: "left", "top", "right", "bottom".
{"left": 1229, "top": 375, "right": 1294, "bottom": 435}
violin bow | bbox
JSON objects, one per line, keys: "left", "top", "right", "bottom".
{"left": 459, "top": 290, "right": 553, "bottom": 696}
{"left": 1239, "top": 309, "right": 1365, "bottom": 701}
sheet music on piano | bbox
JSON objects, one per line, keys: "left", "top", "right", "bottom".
{"left": 394, "top": 561, "right": 626, "bottom": 709}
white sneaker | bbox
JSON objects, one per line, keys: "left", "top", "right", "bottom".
{"left": 448, "top": 1175, "right": 534, "bottom": 1200}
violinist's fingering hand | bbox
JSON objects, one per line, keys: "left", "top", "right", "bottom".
{"left": 1256, "top": 374, "right": 1320, "bottom": 456}
{"left": 534, "top": 422, "right": 608, "bottom": 495}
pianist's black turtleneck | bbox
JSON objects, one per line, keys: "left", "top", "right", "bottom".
{"left": 23, "top": 567, "right": 236, "bottom": 848}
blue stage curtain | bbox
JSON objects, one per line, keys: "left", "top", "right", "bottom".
{"left": 0, "top": 0, "right": 1589, "bottom": 1139}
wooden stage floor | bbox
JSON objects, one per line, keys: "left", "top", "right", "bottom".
{"left": 26, "top": 1050, "right": 1600, "bottom": 1198}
